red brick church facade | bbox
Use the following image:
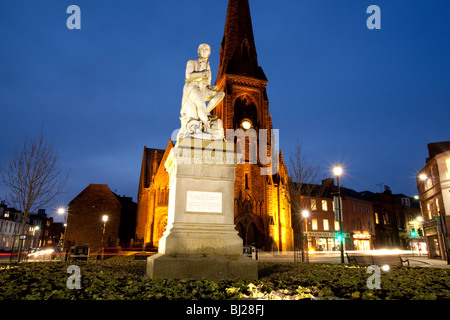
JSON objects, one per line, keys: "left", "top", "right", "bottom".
{"left": 135, "top": 0, "right": 293, "bottom": 251}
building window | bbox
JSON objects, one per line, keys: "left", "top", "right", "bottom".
{"left": 311, "top": 199, "right": 317, "bottom": 211}
{"left": 352, "top": 201, "right": 356, "bottom": 212}
{"left": 366, "top": 204, "right": 370, "bottom": 214}
{"left": 375, "top": 212, "right": 379, "bottom": 224}
{"left": 311, "top": 219, "right": 318, "bottom": 230}
{"left": 244, "top": 173, "right": 249, "bottom": 189}
{"left": 323, "top": 219, "right": 329, "bottom": 231}
{"left": 401, "top": 198, "right": 411, "bottom": 207}
{"left": 427, "top": 202, "right": 432, "bottom": 219}
{"left": 446, "top": 158, "right": 450, "bottom": 179}
{"left": 321, "top": 200, "right": 328, "bottom": 211}
{"left": 334, "top": 220, "right": 340, "bottom": 231}
{"left": 359, "top": 203, "right": 363, "bottom": 213}
{"left": 430, "top": 166, "right": 436, "bottom": 185}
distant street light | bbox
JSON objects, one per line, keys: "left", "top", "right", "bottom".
{"left": 302, "top": 210, "right": 309, "bottom": 218}
{"left": 333, "top": 165, "right": 345, "bottom": 264}
{"left": 333, "top": 166, "right": 343, "bottom": 177}
{"left": 419, "top": 174, "right": 427, "bottom": 181}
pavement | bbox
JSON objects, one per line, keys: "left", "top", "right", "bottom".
{"left": 257, "top": 250, "right": 450, "bottom": 268}
{"left": 2, "top": 249, "right": 449, "bottom": 268}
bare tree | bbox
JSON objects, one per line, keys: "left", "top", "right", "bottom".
{"left": 1, "top": 129, "right": 68, "bottom": 260}
{"left": 288, "top": 140, "right": 324, "bottom": 261}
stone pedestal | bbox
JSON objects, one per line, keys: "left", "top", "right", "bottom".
{"left": 147, "top": 138, "right": 257, "bottom": 280}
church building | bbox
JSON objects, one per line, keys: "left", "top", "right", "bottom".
{"left": 135, "top": 0, "right": 293, "bottom": 252}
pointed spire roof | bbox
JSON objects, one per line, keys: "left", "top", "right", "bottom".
{"left": 218, "top": 0, "right": 267, "bottom": 81}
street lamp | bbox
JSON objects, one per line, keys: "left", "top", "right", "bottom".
{"left": 302, "top": 210, "right": 309, "bottom": 263}
{"left": 101, "top": 215, "right": 108, "bottom": 260}
{"left": 333, "top": 165, "right": 345, "bottom": 264}
{"left": 333, "top": 166, "right": 343, "bottom": 177}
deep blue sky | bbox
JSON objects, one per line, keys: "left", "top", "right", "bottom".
{"left": 1, "top": 0, "right": 449, "bottom": 221}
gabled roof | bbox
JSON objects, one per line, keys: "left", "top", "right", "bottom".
{"left": 427, "top": 141, "right": 450, "bottom": 162}
{"left": 138, "top": 140, "right": 174, "bottom": 189}
{"left": 292, "top": 179, "right": 370, "bottom": 202}
{"left": 142, "top": 147, "right": 165, "bottom": 188}
{"left": 69, "top": 184, "right": 121, "bottom": 206}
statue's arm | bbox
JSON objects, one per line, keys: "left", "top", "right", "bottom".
{"left": 185, "top": 60, "right": 209, "bottom": 82}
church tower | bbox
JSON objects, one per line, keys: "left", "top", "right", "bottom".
{"left": 214, "top": 0, "right": 269, "bottom": 133}
{"left": 213, "top": 0, "right": 293, "bottom": 251}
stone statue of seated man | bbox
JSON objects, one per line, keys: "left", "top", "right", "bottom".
{"left": 178, "top": 43, "right": 225, "bottom": 140}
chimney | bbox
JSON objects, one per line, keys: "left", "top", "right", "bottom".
{"left": 322, "top": 178, "right": 335, "bottom": 187}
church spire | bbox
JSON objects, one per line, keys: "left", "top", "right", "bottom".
{"left": 218, "top": 0, "right": 266, "bottom": 80}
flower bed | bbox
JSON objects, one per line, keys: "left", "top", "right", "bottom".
{"left": 0, "top": 261, "right": 448, "bottom": 300}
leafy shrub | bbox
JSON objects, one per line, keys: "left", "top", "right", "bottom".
{"left": 0, "top": 261, "right": 448, "bottom": 300}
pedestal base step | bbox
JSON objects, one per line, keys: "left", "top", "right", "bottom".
{"left": 147, "top": 253, "right": 258, "bottom": 280}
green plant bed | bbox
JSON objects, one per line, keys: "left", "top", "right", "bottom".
{"left": 0, "top": 261, "right": 448, "bottom": 300}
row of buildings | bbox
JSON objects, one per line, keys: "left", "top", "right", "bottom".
{"left": 0, "top": 201, "right": 65, "bottom": 253}
{"left": 58, "top": 178, "right": 425, "bottom": 256}
{"left": 291, "top": 179, "right": 424, "bottom": 254}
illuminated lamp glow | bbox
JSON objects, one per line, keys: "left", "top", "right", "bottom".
{"left": 240, "top": 119, "right": 252, "bottom": 130}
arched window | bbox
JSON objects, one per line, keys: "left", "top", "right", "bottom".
{"left": 233, "top": 96, "right": 258, "bottom": 130}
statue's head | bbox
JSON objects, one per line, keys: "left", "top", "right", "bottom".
{"left": 197, "top": 43, "right": 211, "bottom": 60}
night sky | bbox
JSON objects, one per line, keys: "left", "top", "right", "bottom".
{"left": 1, "top": 0, "right": 449, "bottom": 222}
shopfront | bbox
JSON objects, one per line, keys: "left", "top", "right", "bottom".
{"left": 353, "top": 232, "right": 372, "bottom": 251}
{"left": 306, "top": 231, "right": 350, "bottom": 251}
{"left": 425, "top": 226, "right": 441, "bottom": 258}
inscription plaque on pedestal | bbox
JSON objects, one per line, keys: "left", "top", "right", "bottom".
{"left": 186, "top": 191, "right": 222, "bottom": 213}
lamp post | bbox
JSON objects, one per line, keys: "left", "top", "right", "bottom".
{"left": 334, "top": 165, "right": 345, "bottom": 264}
{"left": 57, "top": 207, "right": 67, "bottom": 260}
{"left": 101, "top": 215, "right": 108, "bottom": 260}
{"left": 57, "top": 207, "right": 67, "bottom": 247}
{"left": 302, "top": 210, "right": 309, "bottom": 263}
